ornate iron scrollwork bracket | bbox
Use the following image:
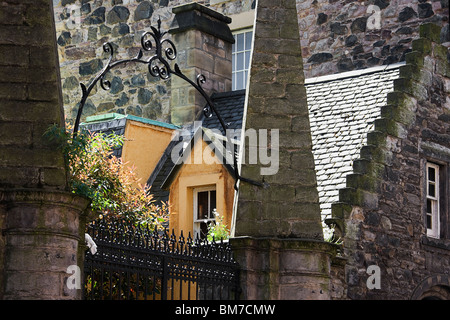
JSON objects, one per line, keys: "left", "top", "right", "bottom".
{"left": 73, "top": 19, "right": 263, "bottom": 189}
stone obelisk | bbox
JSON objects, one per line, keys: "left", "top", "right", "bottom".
{"left": 231, "top": 0, "right": 337, "bottom": 300}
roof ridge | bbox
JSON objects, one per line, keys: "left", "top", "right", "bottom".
{"left": 211, "top": 89, "right": 246, "bottom": 99}
{"left": 126, "top": 114, "right": 180, "bottom": 130}
{"left": 304, "top": 62, "right": 405, "bottom": 85}
{"left": 82, "top": 112, "right": 180, "bottom": 130}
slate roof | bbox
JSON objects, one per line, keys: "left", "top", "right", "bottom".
{"left": 146, "top": 139, "right": 182, "bottom": 204}
{"left": 305, "top": 63, "right": 403, "bottom": 221}
{"left": 201, "top": 89, "right": 246, "bottom": 135}
{"left": 148, "top": 63, "right": 402, "bottom": 210}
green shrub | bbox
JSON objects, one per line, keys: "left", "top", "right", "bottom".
{"left": 45, "top": 124, "right": 168, "bottom": 231}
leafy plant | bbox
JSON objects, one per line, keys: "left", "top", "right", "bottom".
{"left": 206, "top": 209, "right": 230, "bottom": 242}
{"left": 45, "top": 123, "right": 167, "bottom": 231}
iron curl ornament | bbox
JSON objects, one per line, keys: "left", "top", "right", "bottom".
{"left": 72, "top": 19, "right": 263, "bottom": 189}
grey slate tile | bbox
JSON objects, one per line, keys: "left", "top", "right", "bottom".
{"left": 305, "top": 64, "right": 402, "bottom": 221}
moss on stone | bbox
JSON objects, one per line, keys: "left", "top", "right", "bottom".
{"left": 374, "top": 118, "right": 402, "bottom": 138}
{"left": 411, "top": 38, "right": 432, "bottom": 54}
{"left": 339, "top": 188, "right": 379, "bottom": 210}
{"left": 331, "top": 202, "right": 352, "bottom": 219}
{"left": 346, "top": 173, "right": 381, "bottom": 193}
{"left": 419, "top": 23, "right": 442, "bottom": 43}
{"left": 405, "top": 51, "right": 425, "bottom": 68}
{"left": 366, "top": 131, "right": 388, "bottom": 148}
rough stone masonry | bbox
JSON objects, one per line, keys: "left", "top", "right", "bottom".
{"left": 0, "top": 0, "right": 89, "bottom": 299}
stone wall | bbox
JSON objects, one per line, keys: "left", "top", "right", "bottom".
{"left": 53, "top": 0, "right": 254, "bottom": 125}
{"left": 54, "top": 0, "right": 449, "bottom": 123}
{"left": 54, "top": 0, "right": 176, "bottom": 124}
{"left": 329, "top": 23, "right": 450, "bottom": 299}
{"left": 298, "top": 0, "right": 449, "bottom": 78}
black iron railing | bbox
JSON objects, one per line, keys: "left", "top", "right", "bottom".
{"left": 83, "top": 219, "right": 241, "bottom": 300}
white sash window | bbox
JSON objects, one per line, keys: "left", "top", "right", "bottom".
{"left": 426, "top": 162, "right": 440, "bottom": 239}
{"left": 193, "top": 187, "right": 217, "bottom": 240}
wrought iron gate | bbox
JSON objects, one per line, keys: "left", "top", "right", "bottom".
{"left": 83, "top": 220, "right": 241, "bottom": 300}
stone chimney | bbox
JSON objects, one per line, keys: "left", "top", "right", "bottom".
{"left": 169, "top": 3, "right": 234, "bottom": 126}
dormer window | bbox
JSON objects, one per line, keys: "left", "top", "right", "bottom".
{"left": 193, "top": 187, "right": 217, "bottom": 240}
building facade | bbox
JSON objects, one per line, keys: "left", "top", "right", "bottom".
{"left": 53, "top": 0, "right": 449, "bottom": 126}
{"left": 1, "top": 0, "right": 447, "bottom": 299}
{"left": 328, "top": 23, "right": 450, "bottom": 299}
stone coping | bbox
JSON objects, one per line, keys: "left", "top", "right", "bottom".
{"left": 230, "top": 236, "right": 340, "bottom": 254}
{"left": 172, "top": 2, "right": 232, "bottom": 24}
{"left": 0, "top": 188, "right": 90, "bottom": 209}
{"left": 305, "top": 62, "right": 406, "bottom": 85}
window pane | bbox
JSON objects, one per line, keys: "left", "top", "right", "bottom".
{"left": 428, "top": 183, "right": 435, "bottom": 198}
{"left": 237, "top": 52, "right": 244, "bottom": 70}
{"left": 428, "top": 166, "right": 436, "bottom": 182}
{"left": 426, "top": 199, "right": 432, "bottom": 213}
{"left": 232, "top": 72, "right": 236, "bottom": 91}
{"left": 245, "top": 51, "right": 251, "bottom": 69}
{"left": 210, "top": 190, "right": 217, "bottom": 219}
{"left": 426, "top": 214, "right": 432, "bottom": 229}
{"left": 197, "top": 191, "right": 209, "bottom": 220}
{"left": 425, "top": 163, "right": 440, "bottom": 238}
{"left": 237, "top": 33, "right": 244, "bottom": 51}
{"left": 232, "top": 30, "right": 253, "bottom": 90}
{"left": 200, "top": 222, "right": 208, "bottom": 239}
{"left": 236, "top": 71, "right": 244, "bottom": 90}
{"left": 245, "top": 31, "right": 253, "bottom": 50}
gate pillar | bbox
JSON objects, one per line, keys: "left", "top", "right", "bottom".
{"left": 0, "top": 0, "right": 89, "bottom": 299}
{"left": 0, "top": 191, "right": 89, "bottom": 299}
{"left": 231, "top": 237, "right": 337, "bottom": 300}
